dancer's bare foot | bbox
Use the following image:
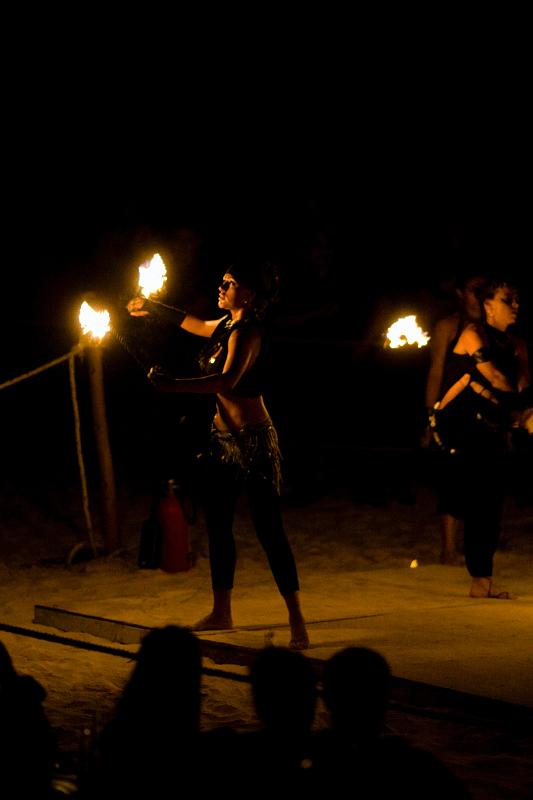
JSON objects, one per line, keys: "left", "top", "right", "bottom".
{"left": 283, "top": 591, "right": 309, "bottom": 649}
{"left": 469, "top": 578, "right": 516, "bottom": 599}
{"left": 191, "top": 612, "right": 235, "bottom": 631}
{"left": 288, "top": 616, "right": 310, "bottom": 650}
{"left": 486, "top": 582, "right": 516, "bottom": 599}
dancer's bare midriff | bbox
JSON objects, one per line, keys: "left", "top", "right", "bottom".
{"left": 213, "top": 394, "right": 271, "bottom": 432}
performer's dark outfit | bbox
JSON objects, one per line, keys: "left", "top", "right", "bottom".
{"left": 198, "top": 314, "right": 300, "bottom": 595}
{"left": 437, "top": 324, "right": 519, "bottom": 578}
{"left": 434, "top": 315, "right": 468, "bottom": 518}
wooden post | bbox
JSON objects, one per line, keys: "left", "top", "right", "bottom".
{"left": 86, "top": 345, "right": 120, "bottom": 552}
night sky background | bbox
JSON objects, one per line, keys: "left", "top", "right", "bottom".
{"left": 2, "top": 15, "right": 531, "bottom": 496}
{"left": 3, "top": 12, "right": 531, "bottom": 324}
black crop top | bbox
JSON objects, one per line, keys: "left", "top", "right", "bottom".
{"left": 442, "top": 324, "right": 519, "bottom": 398}
{"left": 197, "top": 314, "right": 268, "bottom": 398}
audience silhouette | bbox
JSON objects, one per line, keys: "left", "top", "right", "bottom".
{"left": 1, "top": 633, "right": 477, "bottom": 799}
{"left": 233, "top": 645, "right": 318, "bottom": 796}
{"left": 0, "top": 639, "right": 57, "bottom": 799}
{"left": 313, "top": 646, "right": 471, "bottom": 798}
{"left": 80, "top": 625, "right": 203, "bottom": 798}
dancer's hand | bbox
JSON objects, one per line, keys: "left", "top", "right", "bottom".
{"left": 127, "top": 296, "right": 149, "bottom": 316}
{"left": 147, "top": 365, "right": 173, "bottom": 389}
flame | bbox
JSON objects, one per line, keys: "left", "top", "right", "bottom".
{"left": 79, "top": 301, "right": 111, "bottom": 342}
{"left": 138, "top": 253, "right": 167, "bottom": 298}
{"left": 385, "top": 315, "right": 429, "bottom": 349}
{"left": 410, "top": 559, "right": 418, "bottom": 569}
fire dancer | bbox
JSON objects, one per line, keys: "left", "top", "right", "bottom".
{"left": 432, "top": 275, "right": 531, "bottom": 598}
{"left": 127, "top": 256, "right": 309, "bottom": 649}
{"left": 423, "top": 271, "right": 486, "bottom": 564}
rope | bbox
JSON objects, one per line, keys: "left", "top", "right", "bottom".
{"left": 0, "top": 329, "right": 161, "bottom": 555}
{"left": 0, "top": 345, "right": 82, "bottom": 391}
{"left": 0, "top": 620, "right": 250, "bottom": 683}
{"left": 0, "top": 341, "right": 98, "bottom": 555}
{"left": 0, "top": 620, "right": 137, "bottom": 660}
{"left": 69, "top": 350, "right": 98, "bottom": 556}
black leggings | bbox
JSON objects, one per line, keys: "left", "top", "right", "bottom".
{"left": 448, "top": 430, "right": 507, "bottom": 578}
{"left": 462, "top": 449, "right": 506, "bottom": 578}
{"left": 202, "top": 426, "right": 300, "bottom": 596}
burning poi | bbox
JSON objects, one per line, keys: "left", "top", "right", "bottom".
{"left": 138, "top": 253, "right": 167, "bottom": 298}
{"left": 384, "top": 315, "right": 429, "bottom": 349}
{"left": 105, "top": 252, "right": 170, "bottom": 373}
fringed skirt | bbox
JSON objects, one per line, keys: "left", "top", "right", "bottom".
{"left": 207, "top": 420, "right": 282, "bottom": 494}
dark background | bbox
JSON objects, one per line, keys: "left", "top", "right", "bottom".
{"left": 1, "top": 17, "right": 531, "bottom": 501}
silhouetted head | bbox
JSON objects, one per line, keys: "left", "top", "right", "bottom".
{"left": 322, "top": 647, "right": 391, "bottom": 740}
{"left": 455, "top": 272, "right": 486, "bottom": 321}
{"left": 117, "top": 625, "right": 202, "bottom": 733}
{"left": 249, "top": 646, "right": 317, "bottom": 735}
{"left": 0, "top": 641, "right": 16, "bottom": 686}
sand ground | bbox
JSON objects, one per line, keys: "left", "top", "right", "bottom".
{"left": 1, "top": 474, "right": 533, "bottom": 799}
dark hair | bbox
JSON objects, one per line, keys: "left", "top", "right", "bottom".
{"left": 322, "top": 646, "right": 391, "bottom": 731}
{"left": 249, "top": 645, "right": 317, "bottom": 732}
{"left": 227, "top": 255, "right": 280, "bottom": 317}
{"left": 479, "top": 274, "right": 520, "bottom": 303}
{"left": 114, "top": 625, "right": 202, "bottom": 732}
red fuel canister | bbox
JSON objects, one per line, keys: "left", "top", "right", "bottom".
{"left": 158, "top": 479, "right": 192, "bottom": 572}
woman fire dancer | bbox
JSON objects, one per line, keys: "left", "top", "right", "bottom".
{"left": 127, "top": 255, "right": 309, "bottom": 649}
{"left": 430, "top": 275, "right": 532, "bottom": 598}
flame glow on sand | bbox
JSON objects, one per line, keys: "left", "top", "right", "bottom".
{"left": 79, "top": 301, "right": 111, "bottom": 342}
{"left": 138, "top": 253, "right": 167, "bottom": 298}
{"left": 384, "top": 315, "right": 429, "bottom": 349}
